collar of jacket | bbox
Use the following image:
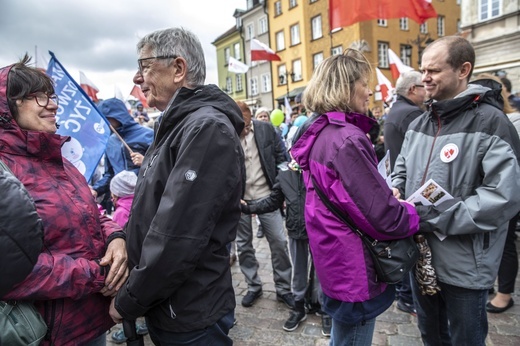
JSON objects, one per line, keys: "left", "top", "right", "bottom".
{"left": 325, "top": 111, "right": 376, "bottom": 134}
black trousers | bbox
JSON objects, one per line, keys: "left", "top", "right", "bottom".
{"left": 498, "top": 213, "right": 519, "bottom": 294}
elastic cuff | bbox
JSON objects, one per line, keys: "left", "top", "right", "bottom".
{"left": 107, "top": 231, "right": 126, "bottom": 245}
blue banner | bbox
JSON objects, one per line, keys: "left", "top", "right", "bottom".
{"left": 47, "top": 51, "right": 110, "bottom": 183}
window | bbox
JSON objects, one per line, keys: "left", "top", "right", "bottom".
{"left": 234, "top": 43, "right": 241, "bottom": 59}
{"left": 400, "top": 45, "right": 412, "bottom": 67}
{"left": 224, "top": 47, "right": 230, "bottom": 64}
{"left": 313, "top": 52, "right": 324, "bottom": 70}
{"left": 290, "top": 24, "right": 301, "bottom": 46}
{"left": 261, "top": 74, "right": 272, "bottom": 93}
{"left": 399, "top": 18, "right": 409, "bottom": 31}
{"left": 289, "top": 0, "right": 297, "bottom": 8}
{"left": 292, "top": 59, "right": 302, "bottom": 81}
{"left": 310, "top": 0, "right": 318, "bottom": 3}
{"left": 276, "top": 30, "right": 285, "bottom": 51}
{"left": 311, "top": 15, "right": 322, "bottom": 40}
{"left": 250, "top": 77, "right": 259, "bottom": 96}
{"left": 331, "top": 45, "right": 343, "bottom": 55}
{"left": 278, "top": 65, "right": 287, "bottom": 85}
{"left": 259, "top": 17, "right": 268, "bottom": 34}
{"left": 378, "top": 42, "right": 389, "bottom": 68}
{"left": 437, "top": 16, "right": 445, "bottom": 37}
{"left": 377, "top": 19, "right": 387, "bottom": 27}
{"left": 225, "top": 77, "right": 232, "bottom": 93}
{"left": 246, "top": 23, "right": 254, "bottom": 40}
{"left": 479, "top": 0, "right": 500, "bottom": 21}
{"left": 275, "top": 1, "right": 282, "bottom": 16}
{"left": 246, "top": 0, "right": 254, "bottom": 9}
{"left": 236, "top": 74, "right": 243, "bottom": 92}
{"left": 420, "top": 23, "right": 428, "bottom": 34}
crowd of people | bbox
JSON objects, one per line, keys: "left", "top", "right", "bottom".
{"left": 1, "top": 27, "right": 520, "bottom": 346}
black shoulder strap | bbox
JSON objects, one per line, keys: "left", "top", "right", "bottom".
{"left": 310, "top": 175, "right": 377, "bottom": 245}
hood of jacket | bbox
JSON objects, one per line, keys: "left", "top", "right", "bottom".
{"left": 291, "top": 111, "right": 376, "bottom": 171}
{"left": 98, "top": 98, "right": 147, "bottom": 132}
{"left": 426, "top": 79, "right": 504, "bottom": 122}
{"left": 157, "top": 84, "right": 244, "bottom": 141}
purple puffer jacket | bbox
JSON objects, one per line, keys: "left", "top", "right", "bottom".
{"left": 291, "top": 111, "right": 419, "bottom": 302}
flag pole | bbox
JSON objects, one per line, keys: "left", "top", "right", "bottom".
{"left": 109, "top": 124, "right": 134, "bottom": 155}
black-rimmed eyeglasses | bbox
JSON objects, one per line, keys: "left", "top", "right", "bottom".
{"left": 26, "top": 92, "right": 59, "bottom": 107}
{"left": 137, "top": 55, "right": 177, "bottom": 74}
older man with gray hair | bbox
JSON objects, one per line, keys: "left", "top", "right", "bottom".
{"left": 384, "top": 71, "right": 427, "bottom": 168}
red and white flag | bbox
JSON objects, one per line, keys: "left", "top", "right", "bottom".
{"left": 251, "top": 39, "right": 281, "bottom": 61}
{"left": 388, "top": 49, "right": 414, "bottom": 80}
{"left": 130, "top": 85, "right": 149, "bottom": 108}
{"left": 329, "top": 0, "right": 437, "bottom": 30}
{"left": 376, "top": 68, "right": 393, "bottom": 102}
{"left": 79, "top": 71, "right": 99, "bottom": 103}
{"left": 228, "top": 56, "right": 249, "bottom": 74}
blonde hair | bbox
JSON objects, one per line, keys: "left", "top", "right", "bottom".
{"left": 302, "top": 48, "right": 372, "bottom": 115}
{"left": 474, "top": 73, "right": 515, "bottom": 114}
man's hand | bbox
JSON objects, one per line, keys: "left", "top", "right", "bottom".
{"left": 131, "top": 152, "right": 144, "bottom": 167}
{"left": 109, "top": 298, "right": 123, "bottom": 324}
{"left": 100, "top": 238, "right": 128, "bottom": 297}
{"left": 89, "top": 185, "right": 98, "bottom": 198}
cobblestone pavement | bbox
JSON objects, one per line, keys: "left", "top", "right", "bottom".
{"left": 107, "top": 231, "right": 520, "bottom": 345}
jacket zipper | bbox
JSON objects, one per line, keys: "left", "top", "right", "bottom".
{"left": 421, "top": 109, "right": 442, "bottom": 186}
{"left": 143, "top": 154, "right": 158, "bottom": 177}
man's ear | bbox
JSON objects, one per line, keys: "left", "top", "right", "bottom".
{"left": 459, "top": 62, "right": 472, "bottom": 81}
{"left": 172, "top": 57, "right": 187, "bottom": 84}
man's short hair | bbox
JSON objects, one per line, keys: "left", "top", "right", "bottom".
{"left": 424, "top": 36, "right": 475, "bottom": 82}
{"left": 137, "top": 27, "right": 206, "bottom": 87}
{"left": 395, "top": 71, "right": 423, "bottom": 96}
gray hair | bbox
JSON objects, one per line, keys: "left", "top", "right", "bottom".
{"left": 137, "top": 27, "right": 206, "bottom": 86}
{"left": 395, "top": 71, "right": 422, "bottom": 96}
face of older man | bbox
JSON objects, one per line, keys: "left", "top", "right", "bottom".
{"left": 133, "top": 46, "right": 180, "bottom": 111}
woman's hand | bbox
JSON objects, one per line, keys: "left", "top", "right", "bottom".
{"left": 131, "top": 152, "right": 144, "bottom": 167}
{"left": 99, "top": 238, "right": 128, "bottom": 297}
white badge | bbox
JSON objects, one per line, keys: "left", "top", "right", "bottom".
{"left": 185, "top": 170, "right": 197, "bottom": 181}
{"left": 440, "top": 143, "right": 459, "bottom": 163}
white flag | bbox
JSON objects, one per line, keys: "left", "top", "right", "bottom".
{"left": 228, "top": 57, "right": 249, "bottom": 74}
{"left": 284, "top": 97, "right": 293, "bottom": 124}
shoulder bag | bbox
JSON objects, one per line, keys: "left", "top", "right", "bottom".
{"left": 311, "top": 176, "right": 419, "bottom": 284}
{"left": 0, "top": 300, "right": 47, "bottom": 346}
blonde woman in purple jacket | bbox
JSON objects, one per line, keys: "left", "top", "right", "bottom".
{"left": 291, "top": 49, "right": 420, "bottom": 345}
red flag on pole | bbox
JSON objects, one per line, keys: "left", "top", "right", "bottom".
{"left": 251, "top": 39, "right": 281, "bottom": 61}
{"left": 329, "top": 0, "right": 437, "bottom": 31}
{"left": 388, "top": 49, "right": 414, "bottom": 80}
{"left": 376, "top": 68, "right": 393, "bottom": 102}
{"left": 130, "top": 85, "right": 149, "bottom": 108}
{"left": 79, "top": 71, "right": 99, "bottom": 103}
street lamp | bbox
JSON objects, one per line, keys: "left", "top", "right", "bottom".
{"left": 279, "top": 70, "right": 295, "bottom": 99}
{"left": 408, "top": 33, "right": 434, "bottom": 66}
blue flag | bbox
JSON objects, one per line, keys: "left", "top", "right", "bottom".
{"left": 46, "top": 52, "right": 110, "bottom": 183}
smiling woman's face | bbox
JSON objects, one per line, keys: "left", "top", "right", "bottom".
{"left": 15, "top": 93, "right": 59, "bottom": 133}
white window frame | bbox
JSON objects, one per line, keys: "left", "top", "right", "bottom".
{"left": 437, "top": 16, "right": 445, "bottom": 37}
{"left": 278, "top": 65, "right": 287, "bottom": 85}
{"left": 377, "top": 19, "right": 388, "bottom": 27}
{"left": 292, "top": 59, "right": 302, "bottom": 81}
{"left": 226, "top": 77, "right": 232, "bottom": 93}
{"left": 234, "top": 43, "right": 241, "bottom": 59}
{"left": 399, "top": 18, "right": 409, "bottom": 31}
{"left": 420, "top": 23, "right": 428, "bottom": 34}
{"left": 275, "top": 1, "right": 282, "bottom": 16}
{"left": 259, "top": 17, "right": 268, "bottom": 34}
{"left": 331, "top": 45, "right": 343, "bottom": 55}
{"left": 246, "top": 23, "right": 255, "bottom": 40}
{"left": 250, "top": 77, "right": 259, "bottom": 96}
{"left": 378, "top": 42, "right": 389, "bottom": 68}
{"left": 276, "top": 30, "right": 285, "bottom": 51}
{"left": 236, "top": 74, "right": 243, "bottom": 92}
{"left": 400, "top": 45, "right": 412, "bottom": 67}
{"left": 224, "top": 47, "right": 230, "bottom": 64}
{"left": 290, "top": 24, "right": 301, "bottom": 46}
{"left": 313, "top": 52, "right": 324, "bottom": 70}
{"left": 289, "top": 0, "right": 297, "bottom": 9}
{"left": 479, "top": 0, "right": 500, "bottom": 21}
{"left": 261, "top": 73, "right": 272, "bottom": 93}
{"left": 311, "top": 15, "right": 322, "bottom": 40}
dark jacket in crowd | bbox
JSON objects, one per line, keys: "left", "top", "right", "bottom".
{"left": 115, "top": 84, "right": 245, "bottom": 333}
{"left": 242, "top": 161, "right": 307, "bottom": 239}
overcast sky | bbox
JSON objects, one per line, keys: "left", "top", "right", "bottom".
{"left": 0, "top": 0, "right": 245, "bottom": 100}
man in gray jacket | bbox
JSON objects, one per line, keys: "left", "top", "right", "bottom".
{"left": 392, "top": 36, "right": 520, "bottom": 346}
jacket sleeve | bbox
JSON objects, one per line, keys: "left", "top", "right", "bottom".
{"left": 243, "top": 180, "right": 284, "bottom": 214}
{"left": 92, "top": 155, "right": 114, "bottom": 196}
{"left": 115, "top": 115, "right": 243, "bottom": 319}
{"left": 321, "top": 132, "right": 419, "bottom": 241}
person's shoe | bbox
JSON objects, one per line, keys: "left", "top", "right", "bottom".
{"left": 242, "top": 290, "right": 262, "bottom": 307}
{"left": 486, "top": 298, "right": 514, "bottom": 313}
{"left": 277, "top": 293, "right": 295, "bottom": 309}
{"left": 256, "top": 228, "right": 264, "bottom": 238}
{"left": 229, "top": 253, "right": 237, "bottom": 266}
{"left": 111, "top": 329, "right": 127, "bottom": 344}
{"left": 321, "top": 314, "right": 332, "bottom": 337}
{"left": 396, "top": 300, "right": 417, "bottom": 316}
{"left": 283, "top": 310, "right": 307, "bottom": 331}
{"left": 136, "top": 322, "right": 148, "bottom": 335}
{"left": 488, "top": 287, "right": 495, "bottom": 295}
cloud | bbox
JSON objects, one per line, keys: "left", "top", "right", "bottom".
{"left": 0, "top": 0, "right": 243, "bottom": 99}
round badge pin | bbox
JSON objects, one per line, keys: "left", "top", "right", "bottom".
{"left": 440, "top": 143, "right": 459, "bottom": 163}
